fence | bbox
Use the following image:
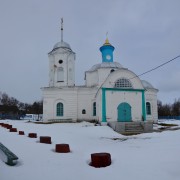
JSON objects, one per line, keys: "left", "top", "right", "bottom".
{"left": 0, "top": 114, "right": 20, "bottom": 120}
{"left": 158, "top": 116, "right": 180, "bottom": 120}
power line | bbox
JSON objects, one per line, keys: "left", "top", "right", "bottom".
{"left": 129, "top": 55, "right": 180, "bottom": 80}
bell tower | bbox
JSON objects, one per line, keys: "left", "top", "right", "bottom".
{"left": 48, "top": 18, "right": 76, "bottom": 87}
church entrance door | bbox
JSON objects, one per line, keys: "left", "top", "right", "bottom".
{"left": 117, "top": 102, "right": 132, "bottom": 122}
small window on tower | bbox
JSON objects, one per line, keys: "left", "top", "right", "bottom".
{"left": 57, "top": 67, "right": 64, "bottom": 82}
{"left": 59, "top": 60, "right": 63, "bottom": 64}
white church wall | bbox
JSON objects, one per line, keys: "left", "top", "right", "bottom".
{"left": 77, "top": 88, "right": 98, "bottom": 121}
{"left": 49, "top": 56, "right": 55, "bottom": 87}
{"left": 105, "top": 91, "right": 143, "bottom": 122}
{"left": 103, "top": 69, "right": 144, "bottom": 89}
{"left": 98, "top": 68, "right": 112, "bottom": 86}
{"left": 55, "top": 53, "right": 66, "bottom": 85}
{"left": 42, "top": 87, "right": 99, "bottom": 122}
{"left": 42, "top": 88, "right": 78, "bottom": 121}
{"left": 86, "top": 68, "right": 121, "bottom": 88}
{"left": 85, "top": 71, "right": 98, "bottom": 87}
{"left": 48, "top": 49, "right": 75, "bottom": 87}
{"left": 43, "top": 97, "right": 54, "bottom": 121}
{"left": 145, "top": 89, "right": 158, "bottom": 122}
{"left": 67, "top": 58, "right": 75, "bottom": 86}
{"left": 96, "top": 91, "right": 102, "bottom": 122}
{"left": 96, "top": 90, "right": 143, "bottom": 123}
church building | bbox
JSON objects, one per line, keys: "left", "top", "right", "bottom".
{"left": 41, "top": 22, "right": 158, "bottom": 128}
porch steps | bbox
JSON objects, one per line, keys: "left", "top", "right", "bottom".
{"left": 125, "top": 123, "right": 144, "bottom": 134}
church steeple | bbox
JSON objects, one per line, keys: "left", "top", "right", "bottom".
{"left": 100, "top": 38, "right": 115, "bottom": 62}
{"left": 48, "top": 20, "right": 76, "bottom": 87}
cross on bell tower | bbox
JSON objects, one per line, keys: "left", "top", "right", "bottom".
{"left": 61, "top": 18, "right": 63, "bottom": 42}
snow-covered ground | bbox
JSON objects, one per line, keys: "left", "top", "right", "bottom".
{"left": 0, "top": 119, "right": 180, "bottom": 180}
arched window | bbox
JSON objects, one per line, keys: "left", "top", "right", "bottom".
{"left": 114, "top": 78, "right": 132, "bottom": 88}
{"left": 57, "top": 103, "right": 63, "bottom": 116}
{"left": 146, "top": 102, "right": 151, "bottom": 115}
{"left": 93, "top": 102, "right": 96, "bottom": 116}
{"left": 82, "top": 109, "right": 86, "bottom": 114}
{"left": 57, "top": 67, "right": 64, "bottom": 82}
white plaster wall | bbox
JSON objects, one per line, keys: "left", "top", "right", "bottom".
{"left": 42, "top": 87, "right": 98, "bottom": 122}
{"left": 42, "top": 88, "right": 78, "bottom": 121}
{"left": 105, "top": 91, "right": 143, "bottom": 122}
{"left": 49, "top": 55, "right": 55, "bottom": 87}
{"left": 86, "top": 68, "right": 120, "bottom": 87}
{"left": 67, "top": 57, "right": 75, "bottom": 86}
{"left": 77, "top": 88, "right": 98, "bottom": 120}
{"left": 96, "top": 90, "right": 102, "bottom": 122}
{"left": 95, "top": 69, "right": 147, "bottom": 123}
{"left": 103, "top": 69, "right": 144, "bottom": 89}
{"left": 48, "top": 48, "right": 75, "bottom": 87}
{"left": 43, "top": 97, "right": 54, "bottom": 121}
{"left": 145, "top": 89, "right": 158, "bottom": 122}
{"left": 85, "top": 71, "right": 98, "bottom": 87}
{"left": 97, "top": 68, "right": 112, "bottom": 86}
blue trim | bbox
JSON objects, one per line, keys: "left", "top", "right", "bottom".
{"left": 142, "top": 91, "right": 146, "bottom": 121}
{"left": 102, "top": 88, "right": 106, "bottom": 122}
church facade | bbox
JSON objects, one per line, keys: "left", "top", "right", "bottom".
{"left": 41, "top": 28, "right": 158, "bottom": 124}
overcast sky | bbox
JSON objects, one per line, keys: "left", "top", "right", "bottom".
{"left": 0, "top": 0, "right": 179, "bottom": 104}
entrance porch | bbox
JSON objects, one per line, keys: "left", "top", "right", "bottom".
{"left": 108, "top": 121, "right": 153, "bottom": 134}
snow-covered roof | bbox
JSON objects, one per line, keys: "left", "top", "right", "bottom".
{"left": 87, "top": 62, "right": 123, "bottom": 72}
{"left": 141, "top": 80, "right": 154, "bottom": 89}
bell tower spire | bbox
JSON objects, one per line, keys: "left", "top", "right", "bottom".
{"left": 61, "top": 18, "right": 63, "bottom": 42}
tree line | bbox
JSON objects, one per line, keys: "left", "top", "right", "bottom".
{"left": 158, "top": 98, "right": 180, "bottom": 117}
{"left": 0, "top": 92, "right": 43, "bottom": 119}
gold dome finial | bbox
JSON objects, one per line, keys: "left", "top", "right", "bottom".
{"left": 103, "top": 38, "right": 111, "bottom": 46}
{"left": 105, "top": 38, "right": 109, "bottom": 44}
{"left": 103, "top": 37, "right": 111, "bottom": 45}
{"left": 103, "top": 32, "right": 111, "bottom": 45}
